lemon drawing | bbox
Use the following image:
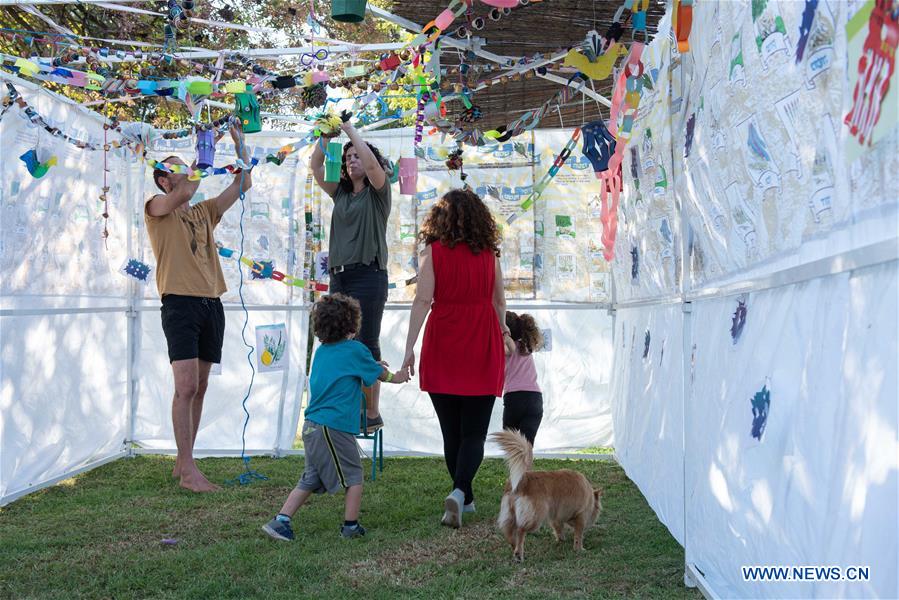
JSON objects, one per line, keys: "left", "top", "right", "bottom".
{"left": 261, "top": 349, "right": 273, "bottom": 366}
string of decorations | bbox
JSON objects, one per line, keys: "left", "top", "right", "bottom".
{"left": 215, "top": 244, "right": 417, "bottom": 291}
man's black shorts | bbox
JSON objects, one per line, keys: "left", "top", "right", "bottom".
{"left": 160, "top": 294, "right": 225, "bottom": 363}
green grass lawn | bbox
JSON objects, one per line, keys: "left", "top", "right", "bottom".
{"left": 0, "top": 456, "right": 699, "bottom": 599}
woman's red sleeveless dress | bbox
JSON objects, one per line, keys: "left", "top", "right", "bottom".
{"left": 419, "top": 241, "right": 504, "bottom": 397}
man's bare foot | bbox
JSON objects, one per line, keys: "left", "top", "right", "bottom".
{"left": 172, "top": 460, "right": 181, "bottom": 478}
{"left": 179, "top": 469, "right": 220, "bottom": 492}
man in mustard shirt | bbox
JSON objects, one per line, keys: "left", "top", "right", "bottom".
{"left": 145, "top": 123, "right": 252, "bottom": 492}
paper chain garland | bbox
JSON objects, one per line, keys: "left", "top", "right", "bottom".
{"left": 505, "top": 127, "right": 581, "bottom": 224}
{"left": 2, "top": 83, "right": 138, "bottom": 152}
{"left": 216, "top": 244, "right": 418, "bottom": 292}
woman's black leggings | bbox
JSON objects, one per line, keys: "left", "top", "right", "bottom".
{"left": 429, "top": 393, "right": 495, "bottom": 505}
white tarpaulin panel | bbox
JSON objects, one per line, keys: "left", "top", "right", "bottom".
{"left": 366, "top": 306, "right": 614, "bottom": 454}
{"left": 610, "top": 303, "right": 685, "bottom": 545}
{"left": 0, "top": 77, "right": 132, "bottom": 503}
{"left": 132, "top": 308, "right": 306, "bottom": 453}
{"left": 686, "top": 263, "right": 897, "bottom": 599}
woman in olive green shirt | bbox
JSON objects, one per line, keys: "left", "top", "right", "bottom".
{"left": 311, "top": 121, "right": 391, "bottom": 431}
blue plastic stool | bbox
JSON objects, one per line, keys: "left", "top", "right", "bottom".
{"left": 356, "top": 408, "right": 384, "bottom": 481}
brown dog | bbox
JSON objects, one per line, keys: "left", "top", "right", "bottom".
{"left": 491, "top": 429, "right": 603, "bottom": 561}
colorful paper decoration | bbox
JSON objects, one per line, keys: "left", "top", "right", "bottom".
{"left": 19, "top": 149, "right": 57, "bottom": 179}
{"left": 398, "top": 157, "right": 418, "bottom": 195}
{"left": 234, "top": 92, "right": 261, "bottom": 133}
{"left": 14, "top": 58, "right": 40, "bottom": 78}
{"left": 324, "top": 141, "right": 344, "bottom": 183}
{"left": 844, "top": 0, "right": 898, "bottom": 147}
{"left": 196, "top": 129, "right": 216, "bottom": 170}
{"left": 216, "top": 244, "right": 416, "bottom": 292}
{"left": 674, "top": 0, "right": 694, "bottom": 52}
{"left": 121, "top": 258, "right": 153, "bottom": 283}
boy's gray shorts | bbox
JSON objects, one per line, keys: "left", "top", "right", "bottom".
{"left": 297, "top": 420, "right": 363, "bottom": 493}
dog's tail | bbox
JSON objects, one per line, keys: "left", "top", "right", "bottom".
{"left": 489, "top": 429, "right": 533, "bottom": 493}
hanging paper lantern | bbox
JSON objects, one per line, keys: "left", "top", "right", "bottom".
{"left": 324, "top": 141, "right": 344, "bottom": 182}
{"left": 196, "top": 129, "right": 216, "bottom": 170}
{"left": 331, "top": 0, "right": 368, "bottom": 23}
{"left": 234, "top": 92, "right": 261, "bottom": 133}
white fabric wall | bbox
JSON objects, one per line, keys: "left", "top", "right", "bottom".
{"left": 685, "top": 263, "right": 897, "bottom": 599}
{"left": 609, "top": 303, "right": 685, "bottom": 545}
{"left": 0, "top": 75, "right": 135, "bottom": 503}
{"left": 609, "top": 0, "right": 899, "bottom": 598}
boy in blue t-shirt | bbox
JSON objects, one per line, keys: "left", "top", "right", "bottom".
{"left": 262, "top": 293, "right": 408, "bottom": 541}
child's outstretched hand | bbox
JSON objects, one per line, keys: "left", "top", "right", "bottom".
{"left": 391, "top": 368, "right": 410, "bottom": 384}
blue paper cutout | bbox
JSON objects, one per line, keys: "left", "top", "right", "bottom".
{"left": 123, "top": 258, "right": 152, "bottom": 282}
{"left": 750, "top": 385, "right": 770, "bottom": 440}
{"left": 731, "top": 299, "right": 747, "bottom": 344}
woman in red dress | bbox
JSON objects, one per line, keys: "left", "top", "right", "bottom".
{"left": 401, "top": 189, "right": 514, "bottom": 528}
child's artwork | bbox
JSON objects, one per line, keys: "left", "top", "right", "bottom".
{"left": 256, "top": 323, "right": 288, "bottom": 372}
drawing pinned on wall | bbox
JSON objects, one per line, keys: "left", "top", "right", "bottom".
{"left": 844, "top": 0, "right": 899, "bottom": 159}
{"left": 739, "top": 116, "right": 781, "bottom": 191}
{"left": 795, "top": 0, "right": 818, "bottom": 62}
{"left": 799, "top": 0, "right": 836, "bottom": 89}
{"left": 589, "top": 272, "right": 610, "bottom": 301}
{"left": 256, "top": 323, "right": 287, "bottom": 372}
{"left": 556, "top": 253, "right": 576, "bottom": 279}
{"left": 555, "top": 215, "right": 576, "bottom": 239}
{"left": 314, "top": 251, "right": 329, "bottom": 280}
{"left": 399, "top": 220, "right": 416, "bottom": 245}
{"left": 653, "top": 160, "right": 668, "bottom": 196}
{"left": 773, "top": 90, "right": 805, "bottom": 181}
{"left": 752, "top": 0, "right": 790, "bottom": 70}
{"left": 730, "top": 295, "right": 748, "bottom": 343}
{"left": 629, "top": 146, "right": 642, "bottom": 182}
{"left": 750, "top": 382, "right": 771, "bottom": 441}
{"left": 658, "top": 218, "right": 675, "bottom": 262}
{"left": 809, "top": 117, "right": 836, "bottom": 225}
{"left": 729, "top": 30, "right": 747, "bottom": 87}
{"left": 725, "top": 182, "right": 760, "bottom": 257}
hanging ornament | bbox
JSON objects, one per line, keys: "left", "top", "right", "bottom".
{"left": 18, "top": 149, "right": 57, "bottom": 178}
{"left": 302, "top": 82, "right": 328, "bottom": 108}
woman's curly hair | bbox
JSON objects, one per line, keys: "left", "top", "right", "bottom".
{"left": 418, "top": 188, "right": 501, "bottom": 256}
{"left": 339, "top": 141, "right": 390, "bottom": 194}
{"left": 506, "top": 311, "right": 543, "bottom": 355}
{"left": 311, "top": 293, "right": 362, "bottom": 344}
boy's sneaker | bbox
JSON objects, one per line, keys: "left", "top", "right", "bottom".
{"left": 340, "top": 523, "right": 366, "bottom": 539}
{"left": 463, "top": 501, "right": 476, "bottom": 514}
{"left": 262, "top": 518, "right": 294, "bottom": 541}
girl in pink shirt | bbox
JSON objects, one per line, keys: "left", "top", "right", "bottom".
{"left": 502, "top": 312, "right": 543, "bottom": 445}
